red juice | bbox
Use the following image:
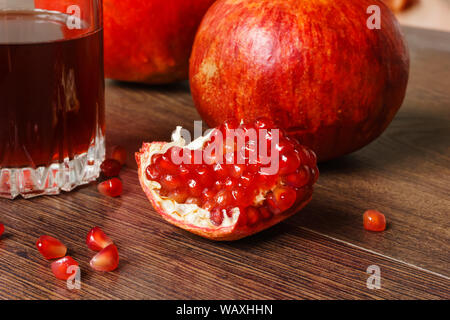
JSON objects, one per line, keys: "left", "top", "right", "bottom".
{"left": 0, "top": 10, "right": 105, "bottom": 169}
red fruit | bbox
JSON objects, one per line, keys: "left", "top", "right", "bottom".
{"left": 190, "top": 0, "right": 409, "bottom": 161}
{"left": 103, "top": 0, "right": 217, "bottom": 84}
{"left": 0, "top": 223, "right": 4, "bottom": 237}
{"left": 86, "top": 227, "right": 113, "bottom": 251}
{"left": 98, "top": 178, "right": 123, "bottom": 197}
{"left": 36, "top": 235, "right": 67, "bottom": 260}
{"left": 112, "top": 146, "right": 127, "bottom": 166}
{"left": 136, "top": 119, "right": 318, "bottom": 240}
{"left": 90, "top": 244, "right": 119, "bottom": 272}
{"left": 100, "top": 159, "right": 122, "bottom": 177}
{"left": 51, "top": 256, "right": 79, "bottom": 280}
{"left": 363, "top": 210, "right": 387, "bottom": 232}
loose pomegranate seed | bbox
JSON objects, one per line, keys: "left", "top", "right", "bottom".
{"left": 36, "top": 235, "right": 67, "bottom": 260}
{"left": 363, "top": 210, "right": 387, "bottom": 232}
{"left": 0, "top": 223, "right": 4, "bottom": 237}
{"left": 144, "top": 118, "right": 319, "bottom": 226}
{"left": 90, "top": 244, "right": 119, "bottom": 272}
{"left": 86, "top": 227, "right": 113, "bottom": 251}
{"left": 98, "top": 178, "right": 123, "bottom": 197}
{"left": 112, "top": 146, "right": 127, "bottom": 166}
{"left": 51, "top": 256, "right": 79, "bottom": 280}
{"left": 100, "top": 159, "right": 122, "bottom": 177}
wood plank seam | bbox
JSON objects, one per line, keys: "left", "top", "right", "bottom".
{"left": 300, "top": 227, "right": 450, "bottom": 281}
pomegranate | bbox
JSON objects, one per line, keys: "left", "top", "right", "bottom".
{"left": 90, "top": 244, "right": 119, "bottom": 272}
{"left": 136, "top": 118, "right": 318, "bottom": 241}
{"left": 104, "top": 0, "right": 217, "bottom": 84}
{"left": 51, "top": 256, "right": 79, "bottom": 280}
{"left": 36, "top": 235, "right": 67, "bottom": 260}
{"left": 189, "top": 0, "right": 410, "bottom": 161}
{"left": 363, "top": 210, "right": 387, "bottom": 232}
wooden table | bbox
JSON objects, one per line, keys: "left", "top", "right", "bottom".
{"left": 0, "top": 27, "right": 449, "bottom": 300}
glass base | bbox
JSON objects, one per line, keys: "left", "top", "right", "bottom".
{"left": 0, "top": 133, "right": 105, "bottom": 199}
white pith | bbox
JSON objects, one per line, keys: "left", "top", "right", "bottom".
{"left": 141, "top": 127, "right": 240, "bottom": 229}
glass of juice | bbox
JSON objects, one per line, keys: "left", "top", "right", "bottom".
{"left": 0, "top": 0, "right": 105, "bottom": 198}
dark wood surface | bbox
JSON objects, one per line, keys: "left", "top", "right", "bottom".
{"left": 0, "top": 26, "right": 449, "bottom": 300}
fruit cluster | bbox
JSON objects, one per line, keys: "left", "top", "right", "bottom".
{"left": 145, "top": 118, "right": 318, "bottom": 227}
{"left": 36, "top": 227, "right": 119, "bottom": 281}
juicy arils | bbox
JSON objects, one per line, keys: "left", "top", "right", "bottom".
{"left": 136, "top": 118, "right": 318, "bottom": 240}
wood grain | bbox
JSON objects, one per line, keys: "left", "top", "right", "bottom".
{"left": 0, "top": 27, "right": 449, "bottom": 299}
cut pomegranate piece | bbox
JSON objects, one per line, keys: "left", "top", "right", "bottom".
{"left": 100, "top": 159, "right": 122, "bottom": 177}
{"left": 112, "top": 146, "right": 127, "bottom": 166}
{"left": 86, "top": 227, "right": 113, "bottom": 251}
{"left": 90, "top": 244, "right": 119, "bottom": 272}
{"left": 36, "top": 235, "right": 67, "bottom": 260}
{"left": 136, "top": 118, "right": 319, "bottom": 240}
{"left": 363, "top": 210, "right": 387, "bottom": 232}
{"left": 51, "top": 256, "right": 79, "bottom": 280}
{"left": 0, "top": 223, "right": 4, "bottom": 237}
{"left": 98, "top": 178, "right": 123, "bottom": 197}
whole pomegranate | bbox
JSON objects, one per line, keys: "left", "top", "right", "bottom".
{"left": 189, "top": 0, "right": 410, "bottom": 161}
{"left": 104, "top": 0, "right": 217, "bottom": 84}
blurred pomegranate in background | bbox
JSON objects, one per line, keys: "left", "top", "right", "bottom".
{"left": 104, "top": 0, "right": 217, "bottom": 84}
{"left": 190, "top": 0, "right": 410, "bottom": 161}
{"left": 382, "top": 0, "right": 415, "bottom": 13}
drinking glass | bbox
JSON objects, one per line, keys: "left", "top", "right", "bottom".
{"left": 0, "top": 0, "right": 105, "bottom": 198}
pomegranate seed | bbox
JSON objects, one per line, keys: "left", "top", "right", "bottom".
{"left": 186, "top": 197, "right": 202, "bottom": 206}
{"left": 246, "top": 207, "right": 260, "bottom": 226}
{"left": 267, "top": 186, "right": 297, "bottom": 213}
{"left": 51, "top": 256, "right": 79, "bottom": 280}
{"left": 363, "top": 210, "right": 386, "bottom": 232}
{"left": 210, "top": 209, "right": 224, "bottom": 226}
{"left": 90, "top": 244, "right": 119, "bottom": 272}
{"left": 112, "top": 146, "right": 127, "bottom": 166}
{"left": 146, "top": 165, "right": 160, "bottom": 180}
{"left": 279, "top": 151, "right": 301, "bottom": 175}
{"left": 187, "top": 178, "right": 203, "bottom": 197}
{"left": 160, "top": 174, "right": 181, "bottom": 191}
{"left": 86, "top": 227, "right": 113, "bottom": 251}
{"left": 100, "top": 159, "right": 122, "bottom": 177}
{"left": 98, "top": 178, "right": 123, "bottom": 197}
{"left": 168, "top": 189, "right": 189, "bottom": 203}
{"left": 229, "top": 164, "right": 245, "bottom": 179}
{"left": 201, "top": 188, "right": 216, "bottom": 202}
{"left": 157, "top": 154, "right": 179, "bottom": 174}
{"left": 259, "top": 207, "right": 273, "bottom": 220}
{"left": 36, "top": 235, "right": 67, "bottom": 260}
{"left": 284, "top": 166, "right": 311, "bottom": 188}
{"left": 214, "top": 190, "right": 231, "bottom": 207}
{"left": 0, "top": 223, "right": 4, "bottom": 237}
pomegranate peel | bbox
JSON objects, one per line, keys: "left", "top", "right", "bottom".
{"left": 136, "top": 124, "right": 316, "bottom": 241}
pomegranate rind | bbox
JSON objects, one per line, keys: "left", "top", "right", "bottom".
{"left": 136, "top": 130, "right": 313, "bottom": 241}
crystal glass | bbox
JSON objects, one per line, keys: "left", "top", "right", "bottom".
{"left": 0, "top": 0, "right": 105, "bottom": 198}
